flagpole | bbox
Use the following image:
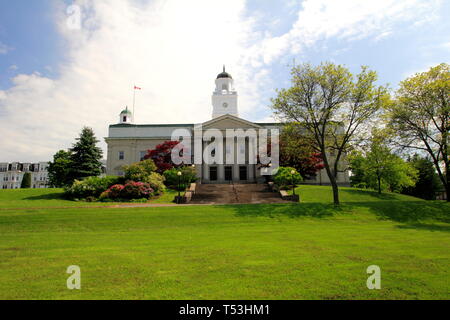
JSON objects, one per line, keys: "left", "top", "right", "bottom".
{"left": 132, "top": 84, "right": 136, "bottom": 122}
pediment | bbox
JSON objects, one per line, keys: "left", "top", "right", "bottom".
{"left": 201, "top": 114, "right": 262, "bottom": 130}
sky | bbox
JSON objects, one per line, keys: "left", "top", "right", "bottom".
{"left": 0, "top": 0, "right": 449, "bottom": 162}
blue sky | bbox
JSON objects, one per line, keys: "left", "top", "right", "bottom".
{"left": 0, "top": 0, "right": 449, "bottom": 162}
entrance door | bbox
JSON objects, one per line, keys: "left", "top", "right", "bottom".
{"left": 225, "top": 166, "right": 232, "bottom": 181}
{"left": 239, "top": 166, "right": 247, "bottom": 181}
{"left": 209, "top": 167, "right": 218, "bottom": 181}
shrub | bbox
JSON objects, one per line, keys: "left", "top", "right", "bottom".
{"left": 273, "top": 167, "right": 303, "bottom": 190}
{"left": 163, "top": 166, "right": 197, "bottom": 190}
{"left": 143, "top": 172, "right": 166, "bottom": 195}
{"left": 64, "top": 176, "right": 120, "bottom": 199}
{"left": 100, "top": 182, "right": 153, "bottom": 200}
{"left": 21, "top": 172, "right": 32, "bottom": 188}
{"left": 121, "top": 181, "right": 154, "bottom": 199}
{"left": 123, "top": 159, "right": 157, "bottom": 182}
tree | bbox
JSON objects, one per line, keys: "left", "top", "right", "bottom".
{"left": 273, "top": 167, "right": 303, "bottom": 190}
{"left": 48, "top": 150, "right": 73, "bottom": 187}
{"left": 279, "top": 123, "right": 324, "bottom": 179}
{"left": 362, "top": 136, "right": 417, "bottom": 194}
{"left": 145, "top": 141, "right": 183, "bottom": 173}
{"left": 272, "top": 62, "right": 389, "bottom": 204}
{"left": 20, "top": 172, "right": 31, "bottom": 188}
{"left": 69, "top": 127, "right": 103, "bottom": 181}
{"left": 163, "top": 166, "right": 197, "bottom": 190}
{"left": 348, "top": 152, "right": 367, "bottom": 188}
{"left": 403, "top": 154, "right": 442, "bottom": 200}
{"left": 387, "top": 63, "right": 449, "bottom": 201}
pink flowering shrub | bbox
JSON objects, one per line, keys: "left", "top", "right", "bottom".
{"left": 121, "top": 181, "right": 154, "bottom": 199}
{"left": 100, "top": 182, "right": 153, "bottom": 200}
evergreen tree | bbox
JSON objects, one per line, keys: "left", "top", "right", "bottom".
{"left": 20, "top": 172, "right": 31, "bottom": 188}
{"left": 403, "top": 154, "right": 443, "bottom": 200}
{"left": 48, "top": 150, "right": 73, "bottom": 187}
{"left": 69, "top": 127, "right": 103, "bottom": 180}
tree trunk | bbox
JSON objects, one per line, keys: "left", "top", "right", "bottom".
{"left": 445, "top": 183, "right": 450, "bottom": 202}
{"left": 330, "top": 178, "right": 340, "bottom": 205}
{"left": 377, "top": 176, "right": 381, "bottom": 194}
{"left": 322, "top": 152, "right": 340, "bottom": 205}
{"left": 446, "top": 166, "right": 449, "bottom": 202}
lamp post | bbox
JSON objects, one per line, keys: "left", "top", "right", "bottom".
{"left": 291, "top": 169, "right": 296, "bottom": 196}
{"left": 177, "top": 171, "right": 182, "bottom": 204}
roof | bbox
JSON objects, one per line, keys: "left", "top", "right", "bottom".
{"left": 216, "top": 65, "right": 232, "bottom": 79}
{"left": 120, "top": 107, "right": 132, "bottom": 114}
{"left": 109, "top": 123, "right": 195, "bottom": 128}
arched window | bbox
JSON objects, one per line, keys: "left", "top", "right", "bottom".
{"left": 222, "top": 84, "right": 228, "bottom": 91}
{"left": 123, "top": 116, "right": 127, "bottom": 122}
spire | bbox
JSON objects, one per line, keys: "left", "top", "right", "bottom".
{"left": 223, "top": 65, "right": 225, "bottom": 73}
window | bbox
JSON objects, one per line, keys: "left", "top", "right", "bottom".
{"left": 222, "top": 84, "right": 228, "bottom": 90}
{"left": 119, "top": 151, "right": 125, "bottom": 160}
{"left": 123, "top": 116, "right": 127, "bottom": 122}
{"left": 139, "top": 151, "right": 146, "bottom": 161}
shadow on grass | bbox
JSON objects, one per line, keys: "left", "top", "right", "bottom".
{"left": 342, "top": 188, "right": 399, "bottom": 201}
{"left": 228, "top": 200, "right": 450, "bottom": 232}
{"left": 354, "top": 201, "right": 450, "bottom": 224}
{"left": 228, "top": 203, "right": 344, "bottom": 219}
{"left": 23, "top": 192, "right": 67, "bottom": 201}
{"left": 396, "top": 223, "right": 450, "bottom": 232}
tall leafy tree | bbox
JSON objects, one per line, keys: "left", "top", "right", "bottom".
{"left": 20, "top": 172, "right": 31, "bottom": 189}
{"left": 69, "top": 127, "right": 103, "bottom": 180}
{"left": 48, "top": 150, "right": 73, "bottom": 187}
{"left": 387, "top": 63, "right": 449, "bottom": 201}
{"left": 272, "top": 62, "right": 389, "bottom": 204}
{"left": 362, "top": 135, "right": 417, "bottom": 194}
{"left": 279, "top": 123, "right": 324, "bottom": 179}
{"left": 145, "top": 141, "right": 182, "bottom": 173}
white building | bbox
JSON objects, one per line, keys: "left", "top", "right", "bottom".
{"left": 105, "top": 68, "right": 350, "bottom": 185}
{"left": 0, "top": 162, "right": 50, "bottom": 189}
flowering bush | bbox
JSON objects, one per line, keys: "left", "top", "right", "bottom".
{"left": 121, "top": 181, "right": 154, "bottom": 199}
{"left": 64, "top": 176, "right": 120, "bottom": 199}
{"left": 143, "top": 172, "right": 166, "bottom": 195}
{"left": 100, "top": 182, "right": 153, "bottom": 200}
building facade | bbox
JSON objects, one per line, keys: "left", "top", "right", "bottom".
{"left": 105, "top": 68, "right": 350, "bottom": 185}
{"left": 0, "top": 162, "right": 50, "bottom": 189}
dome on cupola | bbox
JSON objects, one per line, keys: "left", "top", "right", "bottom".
{"left": 217, "top": 65, "right": 232, "bottom": 79}
{"left": 120, "top": 107, "right": 132, "bottom": 115}
{"left": 119, "top": 106, "right": 133, "bottom": 124}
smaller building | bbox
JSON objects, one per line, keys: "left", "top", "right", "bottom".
{"left": 0, "top": 162, "right": 50, "bottom": 189}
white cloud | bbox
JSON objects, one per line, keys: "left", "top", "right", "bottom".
{"left": 251, "top": 0, "right": 442, "bottom": 63}
{"left": 0, "top": 0, "right": 444, "bottom": 162}
{"left": 0, "top": 41, "right": 13, "bottom": 54}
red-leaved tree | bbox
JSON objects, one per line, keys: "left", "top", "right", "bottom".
{"left": 144, "top": 141, "right": 184, "bottom": 173}
{"left": 279, "top": 124, "right": 325, "bottom": 179}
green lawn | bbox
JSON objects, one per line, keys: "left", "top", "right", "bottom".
{"left": 0, "top": 188, "right": 179, "bottom": 209}
{"left": 0, "top": 186, "right": 449, "bottom": 299}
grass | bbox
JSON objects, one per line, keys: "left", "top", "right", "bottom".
{"left": 0, "top": 186, "right": 449, "bottom": 300}
{"left": 0, "top": 188, "right": 179, "bottom": 209}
